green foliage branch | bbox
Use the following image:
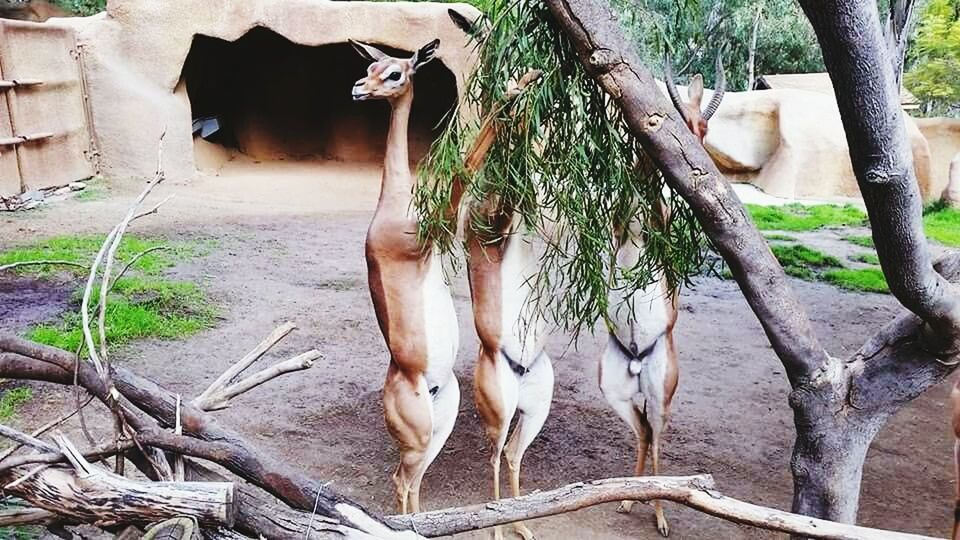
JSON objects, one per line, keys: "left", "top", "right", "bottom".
{"left": 416, "top": 0, "right": 706, "bottom": 336}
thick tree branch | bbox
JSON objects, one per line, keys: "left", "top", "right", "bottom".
{"left": 194, "top": 350, "right": 320, "bottom": 411}
{"left": 194, "top": 322, "right": 297, "bottom": 407}
{"left": 1, "top": 462, "right": 235, "bottom": 528}
{"left": 543, "top": 0, "right": 828, "bottom": 385}
{"left": 390, "top": 475, "right": 937, "bottom": 539}
{"left": 800, "top": 0, "right": 960, "bottom": 358}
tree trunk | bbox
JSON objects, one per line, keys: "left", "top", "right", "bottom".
{"left": 789, "top": 381, "right": 886, "bottom": 523}
{"left": 543, "top": 0, "right": 960, "bottom": 530}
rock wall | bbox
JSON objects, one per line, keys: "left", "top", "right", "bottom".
{"left": 916, "top": 117, "right": 960, "bottom": 202}
{"left": 702, "top": 87, "right": 936, "bottom": 202}
{"left": 37, "top": 0, "right": 952, "bottom": 204}
{"left": 58, "top": 0, "right": 480, "bottom": 181}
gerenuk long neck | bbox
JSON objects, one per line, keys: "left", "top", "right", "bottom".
{"left": 379, "top": 88, "right": 415, "bottom": 208}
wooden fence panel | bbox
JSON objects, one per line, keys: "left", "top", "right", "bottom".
{"left": 0, "top": 20, "right": 93, "bottom": 196}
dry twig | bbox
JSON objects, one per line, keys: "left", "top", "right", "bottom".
{"left": 0, "top": 260, "right": 87, "bottom": 272}
{"left": 195, "top": 322, "right": 297, "bottom": 407}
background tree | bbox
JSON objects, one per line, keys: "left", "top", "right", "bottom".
{"left": 613, "top": 0, "right": 825, "bottom": 89}
{"left": 904, "top": 0, "right": 960, "bottom": 116}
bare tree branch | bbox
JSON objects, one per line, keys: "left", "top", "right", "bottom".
{"left": 194, "top": 322, "right": 298, "bottom": 407}
{"left": 0, "top": 424, "right": 58, "bottom": 453}
{"left": 0, "top": 261, "right": 87, "bottom": 272}
{"left": 194, "top": 351, "right": 320, "bottom": 411}
{"left": 391, "top": 475, "right": 940, "bottom": 539}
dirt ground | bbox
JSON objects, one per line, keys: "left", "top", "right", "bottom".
{"left": 1, "top": 160, "right": 957, "bottom": 539}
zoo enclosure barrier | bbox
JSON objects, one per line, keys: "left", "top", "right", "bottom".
{"left": 0, "top": 18, "right": 95, "bottom": 197}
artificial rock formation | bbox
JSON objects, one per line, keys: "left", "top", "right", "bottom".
{"left": 59, "top": 0, "right": 480, "bottom": 180}
{"left": 917, "top": 117, "right": 960, "bottom": 202}
{"left": 21, "top": 0, "right": 951, "bottom": 205}
{"left": 701, "top": 86, "right": 937, "bottom": 202}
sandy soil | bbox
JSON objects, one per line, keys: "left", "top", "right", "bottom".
{"left": 2, "top": 161, "right": 957, "bottom": 539}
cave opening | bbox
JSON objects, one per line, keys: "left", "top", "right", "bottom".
{"left": 181, "top": 26, "right": 458, "bottom": 170}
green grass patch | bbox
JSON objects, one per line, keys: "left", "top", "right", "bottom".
{"left": 850, "top": 252, "right": 880, "bottom": 265}
{"left": 843, "top": 234, "right": 875, "bottom": 248}
{"left": 0, "top": 525, "right": 41, "bottom": 539}
{"left": 764, "top": 233, "right": 798, "bottom": 242}
{"left": 770, "top": 244, "right": 842, "bottom": 280}
{"left": 0, "top": 387, "right": 32, "bottom": 422}
{"left": 0, "top": 500, "right": 42, "bottom": 538}
{"left": 923, "top": 206, "right": 960, "bottom": 247}
{"left": 0, "top": 235, "right": 190, "bottom": 277}
{"left": 74, "top": 183, "right": 108, "bottom": 202}
{"left": 1, "top": 234, "right": 218, "bottom": 353}
{"left": 50, "top": 0, "right": 105, "bottom": 16}
{"left": 823, "top": 268, "right": 889, "bottom": 293}
{"left": 26, "top": 277, "right": 215, "bottom": 351}
{"left": 747, "top": 204, "right": 867, "bottom": 231}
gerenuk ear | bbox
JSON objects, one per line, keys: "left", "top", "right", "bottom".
{"left": 687, "top": 74, "right": 705, "bottom": 109}
{"left": 411, "top": 39, "right": 440, "bottom": 71}
{"left": 349, "top": 39, "right": 388, "bottom": 62}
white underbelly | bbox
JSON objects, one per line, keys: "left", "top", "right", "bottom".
{"left": 421, "top": 253, "right": 459, "bottom": 386}
{"left": 498, "top": 236, "right": 547, "bottom": 366}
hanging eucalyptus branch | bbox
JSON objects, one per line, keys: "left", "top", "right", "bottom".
{"left": 416, "top": 0, "right": 706, "bottom": 336}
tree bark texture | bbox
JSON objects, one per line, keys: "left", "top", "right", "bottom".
{"left": 1, "top": 465, "right": 234, "bottom": 528}
{"left": 800, "top": 0, "right": 960, "bottom": 355}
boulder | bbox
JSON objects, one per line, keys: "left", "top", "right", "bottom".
{"left": 699, "top": 87, "right": 934, "bottom": 202}
{"left": 916, "top": 117, "right": 960, "bottom": 203}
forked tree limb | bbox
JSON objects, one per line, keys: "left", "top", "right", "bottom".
{"left": 194, "top": 350, "right": 320, "bottom": 411}
{"left": 799, "top": 0, "right": 960, "bottom": 356}
{"left": 194, "top": 322, "right": 298, "bottom": 407}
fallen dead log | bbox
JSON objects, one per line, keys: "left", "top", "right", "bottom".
{"left": 0, "top": 333, "right": 415, "bottom": 539}
{"left": 0, "top": 505, "right": 58, "bottom": 527}
{"left": 2, "top": 443, "right": 235, "bottom": 528}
